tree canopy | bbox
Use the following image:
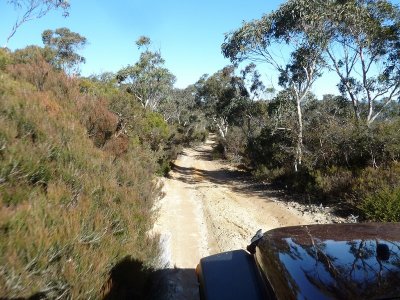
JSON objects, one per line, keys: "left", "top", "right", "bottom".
{"left": 42, "top": 27, "right": 87, "bottom": 75}
{"left": 223, "top": 0, "right": 400, "bottom": 125}
{"left": 116, "top": 37, "right": 176, "bottom": 111}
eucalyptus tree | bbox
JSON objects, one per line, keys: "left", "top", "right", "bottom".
{"left": 116, "top": 36, "right": 176, "bottom": 112}
{"left": 42, "top": 27, "right": 87, "bottom": 75}
{"left": 222, "top": 0, "right": 326, "bottom": 171}
{"left": 234, "top": 63, "right": 268, "bottom": 140}
{"left": 159, "top": 86, "right": 197, "bottom": 125}
{"left": 195, "top": 66, "right": 250, "bottom": 141}
{"left": 4, "top": 0, "right": 70, "bottom": 47}
{"left": 323, "top": 0, "right": 400, "bottom": 125}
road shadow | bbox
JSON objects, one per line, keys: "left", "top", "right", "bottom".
{"left": 0, "top": 257, "right": 198, "bottom": 300}
{"left": 171, "top": 143, "right": 357, "bottom": 218}
{"left": 102, "top": 257, "right": 150, "bottom": 299}
{"left": 102, "top": 256, "right": 199, "bottom": 300}
{"left": 171, "top": 162, "right": 288, "bottom": 203}
{"left": 149, "top": 267, "right": 199, "bottom": 300}
{"left": 193, "top": 148, "right": 213, "bottom": 161}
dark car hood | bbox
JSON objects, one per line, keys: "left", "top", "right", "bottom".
{"left": 256, "top": 223, "right": 400, "bottom": 300}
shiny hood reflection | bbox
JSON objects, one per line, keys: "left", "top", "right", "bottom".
{"left": 256, "top": 223, "right": 400, "bottom": 300}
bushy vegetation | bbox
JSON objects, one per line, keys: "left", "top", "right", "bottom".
{"left": 0, "top": 24, "right": 210, "bottom": 296}
{"left": 203, "top": 0, "right": 400, "bottom": 222}
{"left": 2, "top": 0, "right": 400, "bottom": 297}
{"left": 0, "top": 43, "right": 189, "bottom": 297}
{"left": 200, "top": 65, "right": 400, "bottom": 221}
{"left": 248, "top": 96, "right": 400, "bottom": 206}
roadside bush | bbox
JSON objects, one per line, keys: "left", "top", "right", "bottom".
{"left": 224, "top": 126, "right": 246, "bottom": 163}
{"left": 0, "top": 48, "right": 11, "bottom": 71}
{"left": 253, "top": 165, "right": 286, "bottom": 182}
{"left": 174, "top": 124, "right": 208, "bottom": 146}
{"left": 312, "top": 167, "right": 353, "bottom": 200}
{"left": 141, "top": 111, "right": 170, "bottom": 151}
{"left": 0, "top": 55, "right": 161, "bottom": 298}
{"left": 348, "top": 163, "right": 400, "bottom": 221}
{"left": 359, "top": 187, "right": 400, "bottom": 222}
{"left": 246, "top": 126, "right": 296, "bottom": 170}
{"left": 80, "top": 97, "right": 119, "bottom": 147}
{"left": 108, "top": 90, "right": 188, "bottom": 175}
{"left": 245, "top": 101, "right": 400, "bottom": 216}
{"left": 211, "top": 138, "right": 226, "bottom": 160}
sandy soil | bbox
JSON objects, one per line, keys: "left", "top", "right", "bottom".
{"left": 152, "top": 135, "right": 346, "bottom": 299}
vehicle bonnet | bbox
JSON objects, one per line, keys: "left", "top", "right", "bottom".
{"left": 255, "top": 223, "right": 400, "bottom": 299}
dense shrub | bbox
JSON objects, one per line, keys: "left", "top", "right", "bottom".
{"left": 0, "top": 52, "right": 161, "bottom": 298}
{"left": 108, "top": 91, "right": 181, "bottom": 175}
{"left": 246, "top": 126, "right": 295, "bottom": 170}
{"left": 80, "top": 97, "right": 119, "bottom": 147}
{"left": 312, "top": 167, "right": 353, "bottom": 199}
{"left": 224, "top": 126, "right": 247, "bottom": 163}
{"left": 359, "top": 187, "right": 400, "bottom": 222}
{"left": 241, "top": 95, "right": 400, "bottom": 220}
{"left": 174, "top": 123, "right": 208, "bottom": 146}
{"left": 0, "top": 48, "right": 11, "bottom": 70}
{"left": 347, "top": 163, "right": 400, "bottom": 220}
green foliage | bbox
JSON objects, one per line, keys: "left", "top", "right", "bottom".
{"left": 253, "top": 165, "right": 285, "bottom": 182}
{"left": 0, "top": 49, "right": 161, "bottom": 298}
{"left": 42, "top": 27, "right": 87, "bottom": 74}
{"left": 136, "top": 36, "right": 151, "bottom": 48}
{"left": 11, "top": 45, "right": 55, "bottom": 65}
{"left": 221, "top": 0, "right": 400, "bottom": 219}
{"left": 327, "top": 0, "right": 400, "bottom": 124}
{"left": 117, "top": 37, "right": 175, "bottom": 111}
{"left": 0, "top": 48, "right": 11, "bottom": 70}
{"left": 80, "top": 72, "right": 119, "bottom": 98}
{"left": 108, "top": 81, "right": 202, "bottom": 175}
{"left": 194, "top": 64, "right": 265, "bottom": 152}
{"left": 7, "top": 46, "right": 70, "bottom": 92}
{"left": 195, "top": 66, "right": 250, "bottom": 127}
{"left": 359, "top": 187, "right": 400, "bottom": 222}
{"left": 141, "top": 111, "right": 170, "bottom": 150}
{"left": 241, "top": 87, "right": 400, "bottom": 216}
{"left": 247, "top": 125, "right": 296, "bottom": 170}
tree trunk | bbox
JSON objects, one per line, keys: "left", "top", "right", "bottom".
{"left": 295, "top": 96, "right": 303, "bottom": 172}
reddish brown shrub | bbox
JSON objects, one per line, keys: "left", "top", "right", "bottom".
{"left": 79, "top": 97, "right": 119, "bottom": 147}
{"left": 7, "top": 58, "right": 52, "bottom": 91}
{"left": 103, "top": 134, "right": 129, "bottom": 158}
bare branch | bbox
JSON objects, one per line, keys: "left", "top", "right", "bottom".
{"left": 4, "top": 0, "right": 70, "bottom": 47}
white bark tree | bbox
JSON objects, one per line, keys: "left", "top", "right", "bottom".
{"left": 222, "top": 1, "right": 325, "bottom": 171}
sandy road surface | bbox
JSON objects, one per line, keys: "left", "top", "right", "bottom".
{"left": 153, "top": 136, "right": 334, "bottom": 299}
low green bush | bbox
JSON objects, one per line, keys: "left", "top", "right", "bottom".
{"left": 0, "top": 48, "right": 11, "bottom": 71}
{"left": 348, "top": 164, "right": 400, "bottom": 221}
{"left": 359, "top": 187, "right": 400, "bottom": 222}
{"left": 312, "top": 167, "right": 353, "bottom": 199}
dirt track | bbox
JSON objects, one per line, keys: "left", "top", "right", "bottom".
{"left": 153, "top": 135, "right": 340, "bottom": 299}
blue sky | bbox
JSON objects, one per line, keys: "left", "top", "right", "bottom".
{"left": 1, "top": 0, "right": 339, "bottom": 96}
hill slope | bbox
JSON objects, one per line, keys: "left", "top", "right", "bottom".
{"left": 0, "top": 51, "right": 160, "bottom": 298}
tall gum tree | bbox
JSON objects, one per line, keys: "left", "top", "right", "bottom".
{"left": 222, "top": 0, "right": 327, "bottom": 171}
{"left": 195, "top": 66, "right": 250, "bottom": 142}
{"left": 116, "top": 36, "right": 176, "bottom": 112}
{"left": 323, "top": 0, "right": 400, "bottom": 125}
{"left": 42, "top": 27, "right": 87, "bottom": 75}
